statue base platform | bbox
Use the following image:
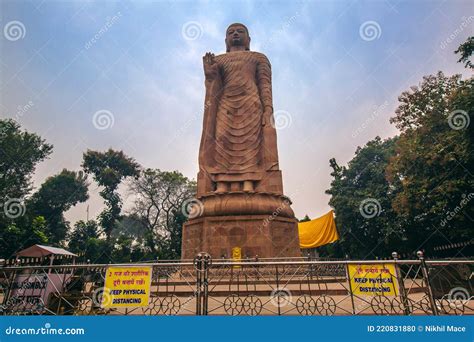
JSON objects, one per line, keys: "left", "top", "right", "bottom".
{"left": 181, "top": 213, "right": 301, "bottom": 259}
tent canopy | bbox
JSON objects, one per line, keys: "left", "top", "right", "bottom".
{"left": 298, "top": 210, "right": 339, "bottom": 249}
{"left": 16, "top": 244, "right": 77, "bottom": 258}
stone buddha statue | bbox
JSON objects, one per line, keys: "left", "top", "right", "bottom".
{"left": 182, "top": 23, "right": 301, "bottom": 259}
{"left": 198, "top": 22, "right": 280, "bottom": 195}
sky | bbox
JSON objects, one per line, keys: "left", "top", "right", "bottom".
{"left": 1, "top": 0, "right": 473, "bottom": 224}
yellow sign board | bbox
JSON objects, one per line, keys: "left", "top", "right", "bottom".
{"left": 232, "top": 247, "right": 241, "bottom": 268}
{"left": 103, "top": 266, "right": 152, "bottom": 308}
{"left": 232, "top": 247, "right": 241, "bottom": 260}
{"left": 348, "top": 264, "right": 398, "bottom": 296}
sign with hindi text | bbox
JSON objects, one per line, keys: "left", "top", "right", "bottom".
{"left": 102, "top": 266, "right": 152, "bottom": 308}
{"left": 348, "top": 264, "right": 399, "bottom": 296}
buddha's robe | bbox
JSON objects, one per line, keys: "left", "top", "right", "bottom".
{"left": 200, "top": 51, "right": 273, "bottom": 183}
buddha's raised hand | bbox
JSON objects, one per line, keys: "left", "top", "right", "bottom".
{"left": 203, "top": 52, "right": 218, "bottom": 80}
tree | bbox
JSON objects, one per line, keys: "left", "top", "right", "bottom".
{"left": 28, "top": 169, "right": 89, "bottom": 244}
{"left": 455, "top": 36, "right": 474, "bottom": 69}
{"left": 325, "top": 137, "right": 402, "bottom": 259}
{"left": 299, "top": 215, "right": 311, "bottom": 222}
{"left": 68, "top": 220, "right": 99, "bottom": 253}
{"left": 67, "top": 220, "right": 114, "bottom": 263}
{"left": 0, "top": 217, "right": 49, "bottom": 258}
{"left": 128, "top": 169, "right": 196, "bottom": 259}
{"left": 0, "top": 119, "right": 52, "bottom": 200}
{"left": 0, "top": 119, "right": 52, "bottom": 258}
{"left": 82, "top": 149, "right": 140, "bottom": 240}
{"left": 387, "top": 71, "right": 473, "bottom": 251}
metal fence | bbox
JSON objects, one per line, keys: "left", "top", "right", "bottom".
{"left": 0, "top": 253, "right": 472, "bottom": 316}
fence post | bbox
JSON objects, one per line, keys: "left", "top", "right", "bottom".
{"left": 275, "top": 265, "right": 281, "bottom": 316}
{"left": 194, "top": 252, "right": 211, "bottom": 316}
{"left": 417, "top": 251, "right": 438, "bottom": 315}
{"left": 392, "top": 252, "right": 410, "bottom": 315}
{"left": 2, "top": 269, "right": 17, "bottom": 312}
{"left": 194, "top": 254, "right": 202, "bottom": 315}
{"left": 345, "top": 262, "right": 356, "bottom": 315}
{"left": 202, "top": 253, "right": 211, "bottom": 315}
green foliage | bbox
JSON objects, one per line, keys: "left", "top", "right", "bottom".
{"left": 128, "top": 168, "right": 196, "bottom": 259}
{"left": 325, "top": 137, "right": 401, "bottom": 258}
{"left": 68, "top": 220, "right": 125, "bottom": 263}
{"left": 82, "top": 149, "right": 140, "bottom": 240}
{"left": 387, "top": 72, "right": 473, "bottom": 251}
{"left": 68, "top": 220, "right": 99, "bottom": 254}
{"left": 0, "top": 120, "right": 52, "bottom": 258}
{"left": 455, "top": 36, "right": 474, "bottom": 69}
{"left": 28, "top": 169, "right": 89, "bottom": 244}
{"left": 0, "top": 216, "right": 49, "bottom": 258}
{"left": 299, "top": 215, "right": 311, "bottom": 222}
{"left": 31, "top": 216, "right": 49, "bottom": 244}
{"left": 326, "top": 69, "right": 472, "bottom": 258}
{"left": 0, "top": 119, "right": 52, "bottom": 200}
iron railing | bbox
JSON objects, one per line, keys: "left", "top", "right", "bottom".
{"left": 0, "top": 253, "right": 472, "bottom": 316}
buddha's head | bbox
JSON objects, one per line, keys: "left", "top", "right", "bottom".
{"left": 225, "top": 23, "right": 250, "bottom": 52}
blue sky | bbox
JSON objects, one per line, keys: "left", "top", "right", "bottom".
{"left": 1, "top": 0, "right": 472, "bottom": 223}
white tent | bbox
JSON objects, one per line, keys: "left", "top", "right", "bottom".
{"left": 16, "top": 244, "right": 77, "bottom": 258}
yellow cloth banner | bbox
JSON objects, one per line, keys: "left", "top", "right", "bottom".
{"left": 298, "top": 210, "right": 339, "bottom": 249}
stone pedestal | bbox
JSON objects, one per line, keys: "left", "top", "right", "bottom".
{"left": 182, "top": 214, "right": 301, "bottom": 259}
{"left": 181, "top": 192, "right": 301, "bottom": 259}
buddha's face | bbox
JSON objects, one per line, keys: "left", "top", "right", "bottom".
{"left": 226, "top": 24, "right": 250, "bottom": 49}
